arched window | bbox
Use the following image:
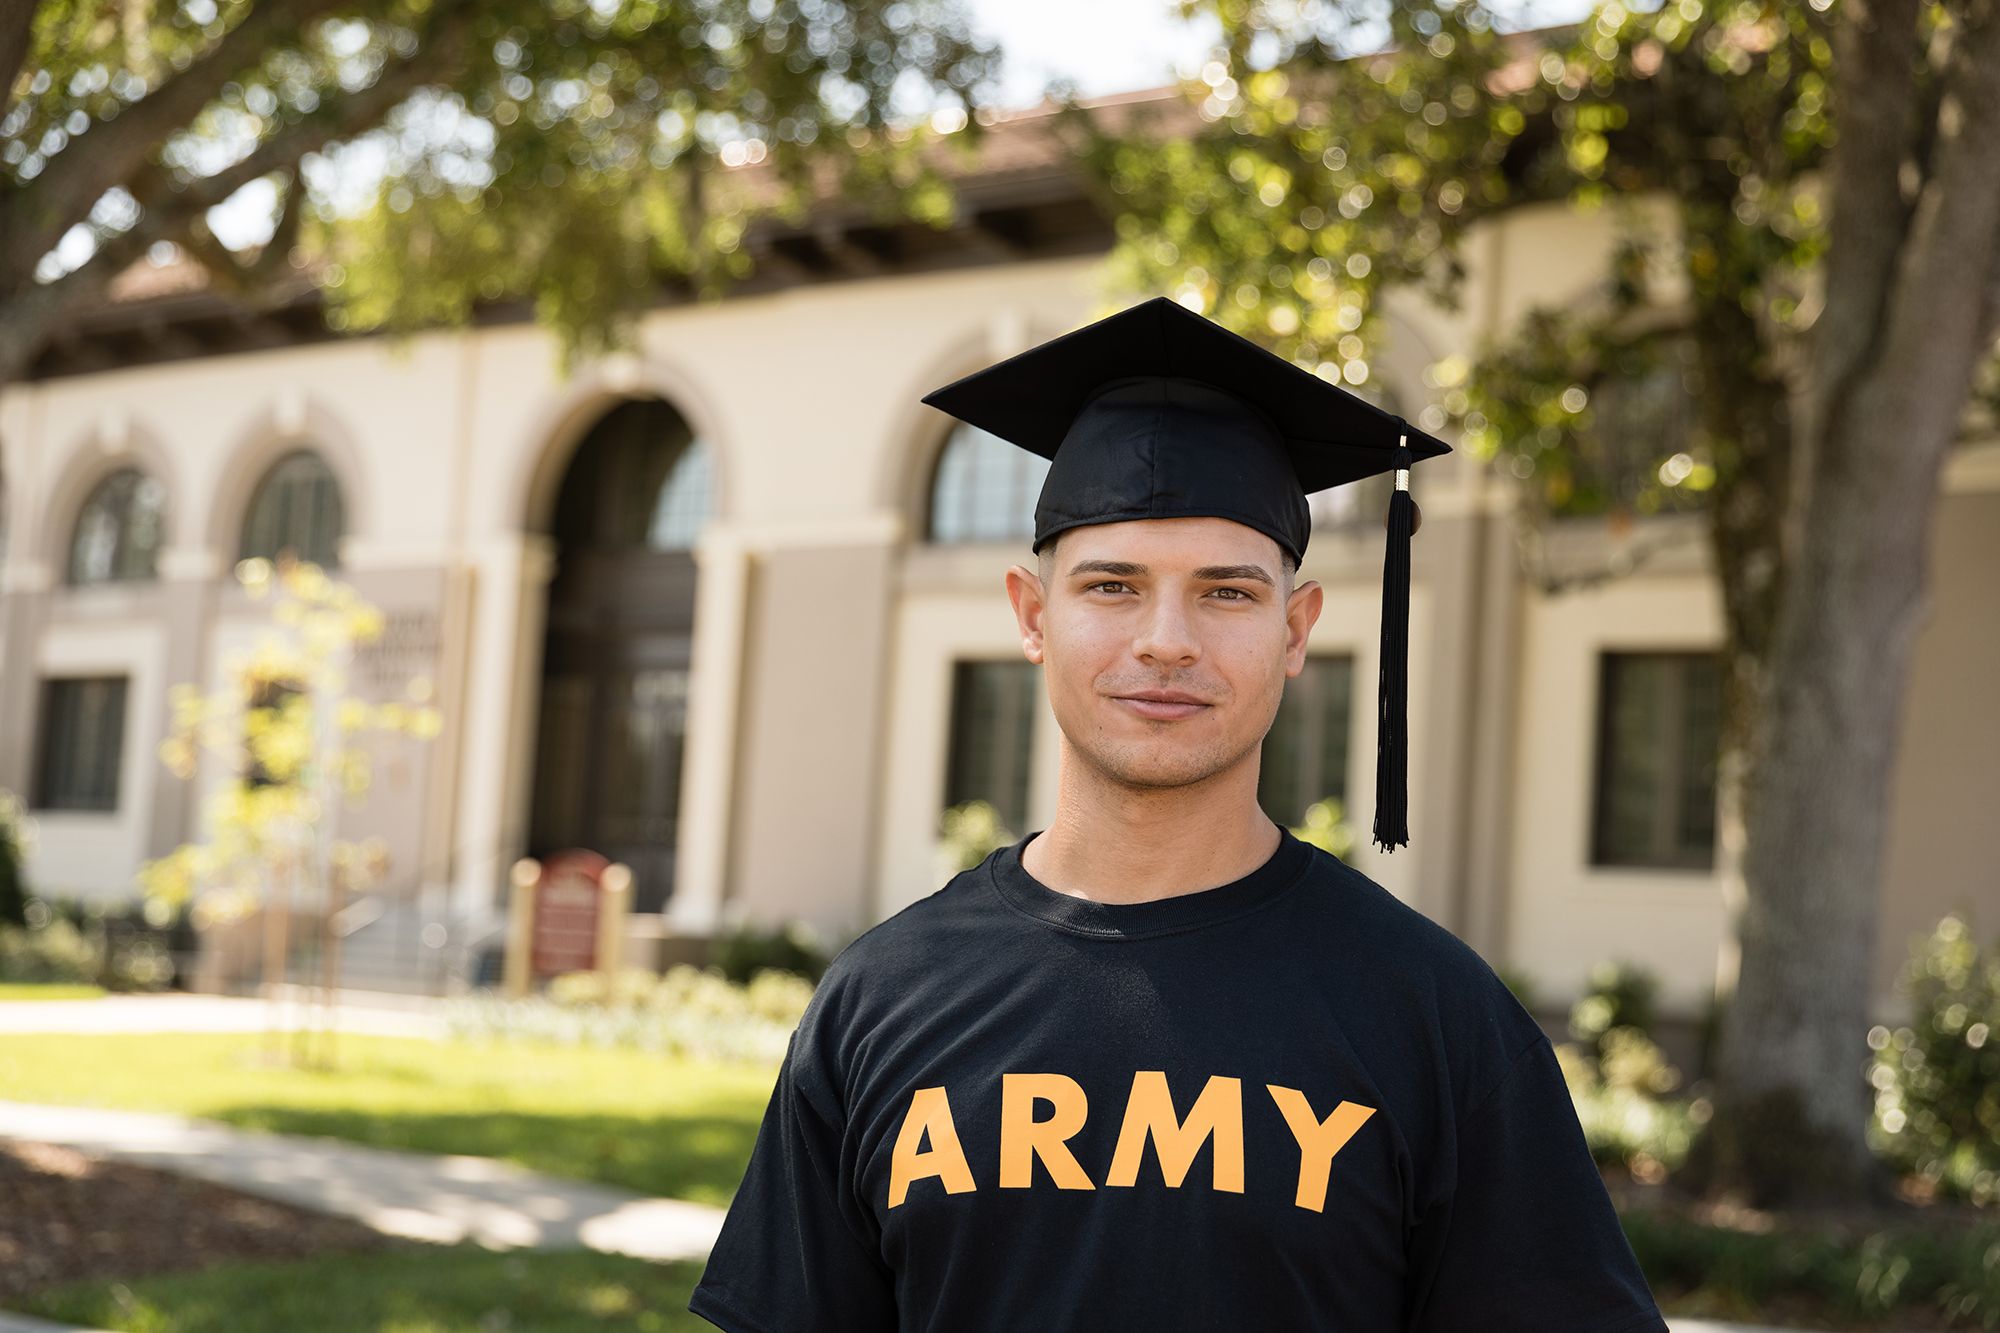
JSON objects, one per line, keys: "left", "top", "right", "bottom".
{"left": 240, "top": 448, "right": 344, "bottom": 567}
{"left": 647, "top": 437, "right": 714, "bottom": 550}
{"left": 67, "top": 467, "right": 166, "bottom": 585}
{"left": 926, "top": 422, "right": 1051, "bottom": 545}
{"left": 551, "top": 398, "right": 712, "bottom": 551}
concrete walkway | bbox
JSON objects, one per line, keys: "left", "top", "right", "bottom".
{"left": 0, "top": 1315, "right": 113, "bottom": 1333}
{"left": 0, "top": 1100, "right": 724, "bottom": 1261}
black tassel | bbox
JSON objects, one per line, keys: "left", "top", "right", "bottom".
{"left": 1373, "top": 437, "right": 1415, "bottom": 853}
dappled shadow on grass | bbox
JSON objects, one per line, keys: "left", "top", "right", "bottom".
{"left": 24, "top": 1245, "right": 716, "bottom": 1333}
{"left": 201, "top": 1106, "right": 758, "bottom": 1208}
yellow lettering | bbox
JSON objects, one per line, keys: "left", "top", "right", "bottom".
{"left": 888, "top": 1085, "right": 977, "bottom": 1208}
{"left": 1266, "top": 1085, "right": 1376, "bottom": 1212}
{"left": 1000, "top": 1072, "right": 1095, "bottom": 1190}
{"left": 1105, "top": 1071, "right": 1244, "bottom": 1193}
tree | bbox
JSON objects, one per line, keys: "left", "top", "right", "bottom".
{"left": 138, "top": 552, "right": 440, "bottom": 1064}
{"left": 1065, "top": 0, "right": 2000, "bottom": 1205}
{"left": 0, "top": 0, "right": 999, "bottom": 384}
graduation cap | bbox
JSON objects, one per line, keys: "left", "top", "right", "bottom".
{"left": 919, "top": 295, "right": 1451, "bottom": 853}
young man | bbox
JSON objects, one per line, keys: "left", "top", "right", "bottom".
{"left": 688, "top": 297, "right": 1670, "bottom": 1332}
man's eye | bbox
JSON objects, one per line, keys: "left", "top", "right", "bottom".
{"left": 1211, "top": 587, "right": 1251, "bottom": 600}
{"left": 1087, "top": 580, "right": 1130, "bottom": 594}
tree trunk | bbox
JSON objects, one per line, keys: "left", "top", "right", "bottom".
{"left": 1708, "top": 295, "right": 1990, "bottom": 1205}
{"left": 1697, "top": 0, "right": 2000, "bottom": 1207}
{"left": 1707, "top": 394, "right": 1947, "bottom": 1205}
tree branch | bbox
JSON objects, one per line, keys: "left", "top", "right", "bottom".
{"left": 1805, "top": 0, "right": 1922, "bottom": 437}
{"left": 0, "top": 14, "right": 470, "bottom": 380}
{"left": 0, "top": 0, "right": 353, "bottom": 291}
{"left": 1868, "top": 0, "right": 2000, "bottom": 438}
{"left": 0, "top": 0, "right": 37, "bottom": 124}
{"left": 245, "top": 168, "right": 305, "bottom": 284}
{"left": 137, "top": 20, "right": 460, "bottom": 223}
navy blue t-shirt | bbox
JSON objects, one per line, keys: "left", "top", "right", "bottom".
{"left": 689, "top": 825, "right": 1669, "bottom": 1332}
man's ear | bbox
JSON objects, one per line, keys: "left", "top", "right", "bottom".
{"left": 1004, "top": 565, "right": 1048, "bottom": 665}
{"left": 1283, "top": 578, "right": 1323, "bottom": 679}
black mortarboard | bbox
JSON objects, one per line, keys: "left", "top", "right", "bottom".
{"left": 919, "top": 295, "right": 1451, "bottom": 853}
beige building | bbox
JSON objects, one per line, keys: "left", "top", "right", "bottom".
{"left": 1, "top": 89, "right": 1993, "bottom": 1018}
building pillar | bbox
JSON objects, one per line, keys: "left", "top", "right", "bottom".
{"left": 146, "top": 547, "right": 222, "bottom": 859}
{"left": 0, "top": 561, "right": 52, "bottom": 800}
{"left": 719, "top": 515, "right": 902, "bottom": 940}
{"left": 448, "top": 532, "right": 556, "bottom": 929}
{"left": 661, "top": 523, "right": 754, "bottom": 936}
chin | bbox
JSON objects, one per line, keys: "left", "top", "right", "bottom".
{"left": 1090, "top": 742, "right": 1235, "bottom": 791}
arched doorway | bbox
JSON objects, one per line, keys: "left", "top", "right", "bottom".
{"left": 527, "top": 397, "right": 713, "bottom": 913}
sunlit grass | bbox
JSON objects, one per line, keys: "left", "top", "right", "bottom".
{"left": 0, "top": 983, "right": 105, "bottom": 1001}
{"left": 21, "top": 1245, "right": 713, "bottom": 1333}
{"left": 0, "top": 1032, "right": 776, "bottom": 1206}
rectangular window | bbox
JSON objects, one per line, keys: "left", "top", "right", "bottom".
{"left": 1260, "top": 654, "right": 1355, "bottom": 827}
{"left": 34, "top": 676, "right": 128, "bottom": 812}
{"left": 1591, "top": 650, "right": 1721, "bottom": 869}
{"left": 943, "top": 659, "right": 1040, "bottom": 837}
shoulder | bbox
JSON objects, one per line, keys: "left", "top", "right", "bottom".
{"left": 1294, "top": 845, "right": 1551, "bottom": 1090}
{"left": 1301, "top": 847, "right": 1512, "bottom": 985}
{"left": 796, "top": 857, "right": 994, "bottom": 1024}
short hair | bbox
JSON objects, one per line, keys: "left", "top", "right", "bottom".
{"left": 1036, "top": 529, "right": 1299, "bottom": 596}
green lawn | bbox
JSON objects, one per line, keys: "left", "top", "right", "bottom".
{"left": 0, "top": 1032, "right": 776, "bottom": 1206}
{"left": 21, "top": 1245, "right": 715, "bottom": 1333}
{"left": 0, "top": 982, "right": 105, "bottom": 1001}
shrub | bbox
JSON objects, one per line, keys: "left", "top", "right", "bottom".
{"left": 0, "top": 917, "right": 98, "bottom": 984}
{"left": 1569, "top": 958, "right": 1661, "bottom": 1062}
{"left": 446, "top": 964, "right": 815, "bottom": 1064}
{"left": 1557, "top": 1029, "right": 1702, "bottom": 1179}
{"left": 938, "top": 799, "right": 1017, "bottom": 873}
{"left": 33, "top": 896, "right": 183, "bottom": 992}
{"left": 709, "top": 920, "right": 830, "bottom": 985}
{"left": 1288, "top": 798, "right": 1356, "bottom": 859}
{"left": 0, "top": 788, "right": 28, "bottom": 929}
{"left": 1869, "top": 911, "right": 2000, "bottom": 1205}
{"left": 1621, "top": 1208, "right": 2000, "bottom": 1327}
{"left": 1555, "top": 959, "right": 1698, "bottom": 1179}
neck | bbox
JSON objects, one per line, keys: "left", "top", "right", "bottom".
{"left": 1020, "top": 736, "right": 1282, "bottom": 905}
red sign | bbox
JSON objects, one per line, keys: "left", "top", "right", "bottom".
{"left": 529, "top": 850, "right": 609, "bottom": 978}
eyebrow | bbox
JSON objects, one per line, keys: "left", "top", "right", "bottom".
{"left": 1065, "top": 559, "right": 1276, "bottom": 588}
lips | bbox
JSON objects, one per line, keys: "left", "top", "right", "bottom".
{"left": 1118, "top": 689, "right": 1208, "bottom": 705}
{"left": 1111, "top": 690, "right": 1212, "bottom": 721}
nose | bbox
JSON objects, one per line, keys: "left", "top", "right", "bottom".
{"left": 1131, "top": 592, "right": 1200, "bottom": 669}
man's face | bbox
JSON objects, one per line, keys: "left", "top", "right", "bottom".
{"left": 1005, "top": 516, "right": 1322, "bottom": 793}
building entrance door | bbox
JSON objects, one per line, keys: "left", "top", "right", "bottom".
{"left": 528, "top": 398, "right": 712, "bottom": 914}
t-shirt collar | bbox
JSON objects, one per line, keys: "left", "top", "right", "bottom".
{"left": 985, "top": 823, "right": 1315, "bottom": 940}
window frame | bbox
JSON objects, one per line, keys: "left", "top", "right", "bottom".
{"left": 239, "top": 447, "right": 345, "bottom": 568}
{"left": 1258, "top": 651, "right": 1357, "bottom": 828}
{"left": 940, "top": 657, "right": 1042, "bottom": 836}
{"left": 33, "top": 674, "right": 129, "bottom": 813}
{"left": 66, "top": 467, "right": 167, "bottom": 587}
{"left": 924, "top": 421, "right": 1052, "bottom": 546}
{"left": 1588, "top": 648, "right": 1722, "bottom": 872}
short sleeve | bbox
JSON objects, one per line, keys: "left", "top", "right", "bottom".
{"left": 688, "top": 1020, "right": 897, "bottom": 1332}
{"left": 1403, "top": 1035, "right": 1669, "bottom": 1333}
